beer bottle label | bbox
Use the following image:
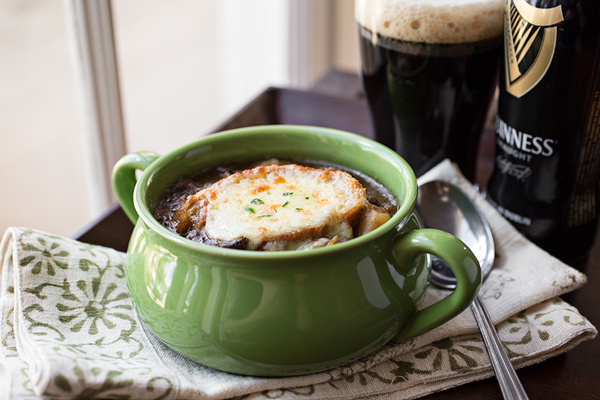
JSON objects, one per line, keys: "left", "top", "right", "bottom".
{"left": 488, "top": 0, "right": 600, "bottom": 261}
{"left": 490, "top": 0, "right": 565, "bottom": 228}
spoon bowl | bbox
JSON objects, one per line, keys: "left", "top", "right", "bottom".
{"left": 417, "top": 180, "right": 494, "bottom": 288}
{"left": 417, "top": 180, "right": 529, "bottom": 400}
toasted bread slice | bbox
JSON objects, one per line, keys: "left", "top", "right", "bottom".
{"left": 174, "top": 164, "right": 367, "bottom": 250}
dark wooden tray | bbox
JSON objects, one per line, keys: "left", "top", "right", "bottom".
{"left": 74, "top": 86, "right": 598, "bottom": 400}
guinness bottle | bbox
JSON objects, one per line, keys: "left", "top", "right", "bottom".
{"left": 486, "top": 0, "right": 600, "bottom": 262}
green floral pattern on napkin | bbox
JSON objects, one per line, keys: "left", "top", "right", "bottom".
{"left": 1, "top": 228, "right": 177, "bottom": 399}
{"left": 0, "top": 161, "right": 597, "bottom": 400}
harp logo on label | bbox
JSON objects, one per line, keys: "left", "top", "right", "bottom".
{"left": 504, "top": 0, "right": 564, "bottom": 98}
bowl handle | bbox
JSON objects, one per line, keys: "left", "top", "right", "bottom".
{"left": 391, "top": 228, "right": 481, "bottom": 342}
{"left": 112, "top": 151, "right": 160, "bottom": 224}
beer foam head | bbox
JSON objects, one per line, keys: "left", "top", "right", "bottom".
{"left": 355, "top": 0, "right": 504, "bottom": 44}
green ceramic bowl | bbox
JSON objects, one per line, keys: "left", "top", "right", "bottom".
{"left": 112, "top": 125, "right": 480, "bottom": 376}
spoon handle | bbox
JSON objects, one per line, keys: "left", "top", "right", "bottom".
{"left": 470, "top": 296, "right": 529, "bottom": 400}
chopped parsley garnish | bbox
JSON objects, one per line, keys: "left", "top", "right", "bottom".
{"left": 283, "top": 192, "right": 293, "bottom": 196}
{"left": 305, "top": 197, "right": 310, "bottom": 200}
{"left": 295, "top": 208, "right": 303, "bottom": 211}
{"left": 258, "top": 214, "right": 274, "bottom": 218}
{"left": 243, "top": 206, "right": 255, "bottom": 214}
{"left": 251, "top": 198, "right": 264, "bottom": 205}
{"left": 281, "top": 201, "right": 289, "bottom": 207}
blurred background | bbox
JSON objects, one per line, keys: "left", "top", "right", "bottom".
{"left": 0, "top": 0, "right": 358, "bottom": 237}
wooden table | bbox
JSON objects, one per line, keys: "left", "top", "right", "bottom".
{"left": 74, "top": 76, "right": 599, "bottom": 399}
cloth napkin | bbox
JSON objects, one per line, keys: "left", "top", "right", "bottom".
{"left": 0, "top": 160, "right": 596, "bottom": 400}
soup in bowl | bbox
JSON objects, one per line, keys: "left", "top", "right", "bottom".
{"left": 153, "top": 158, "right": 400, "bottom": 251}
{"left": 112, "top": 125, "right": 480, "bottom": 376}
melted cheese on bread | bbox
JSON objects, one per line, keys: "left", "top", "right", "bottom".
{"left": 178, "top": 164, "right": 367, "bottom": 250}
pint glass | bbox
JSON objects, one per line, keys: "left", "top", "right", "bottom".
{"left": 355, "top": 0, "right": 504, "bottom": 180}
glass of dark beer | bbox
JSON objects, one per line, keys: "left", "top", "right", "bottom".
{"left": 356, "top": 0, "right": 504, "bottom": 180}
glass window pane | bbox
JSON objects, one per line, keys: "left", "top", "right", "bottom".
{"left": 0, "top": 0, "right": 93, "bottom": 237}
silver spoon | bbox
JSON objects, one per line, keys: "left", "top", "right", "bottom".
{"left": 417, "top": 180, "right": 529, "bottom": 400}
